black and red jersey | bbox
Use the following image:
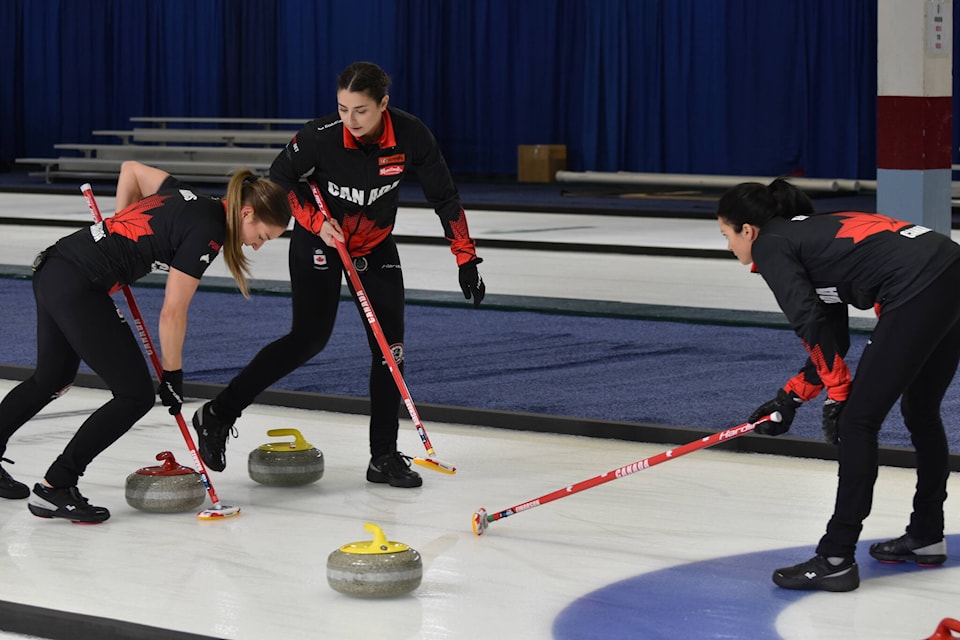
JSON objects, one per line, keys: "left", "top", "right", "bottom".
{"left": 753, "top": 211, "right": 960, "bottom": 399}
{"left": 55, "top": 176, "right": 226, "bottom": 290}
{"left": 271, "top": 106, "right": 477, "bottom": 265}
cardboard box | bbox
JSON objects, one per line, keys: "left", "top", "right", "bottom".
{"left": 517, "top": 144, "right": 567, "bottom": 183}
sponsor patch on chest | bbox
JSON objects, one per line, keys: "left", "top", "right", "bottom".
{"left": 378, "top": 153, "right": 405, "bottom": 177}
{"left": 379, "top": 165, "right": 404, "bottom": 177}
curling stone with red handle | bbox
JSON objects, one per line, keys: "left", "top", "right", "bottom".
{"left": 125, "top": 451, "right": 205, "bottom": 513}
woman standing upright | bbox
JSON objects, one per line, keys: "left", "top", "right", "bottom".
{"left": 0, "top": 161, "right": 290, "bottom": 522}
{"left": 192, "top": 61, "right": 485, "bottom": 488}
{"left": 718, "top": 178, "right": 960, "bottom": 592}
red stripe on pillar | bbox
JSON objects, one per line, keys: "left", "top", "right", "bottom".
{"left": 877, "top": 96, "right": 952, "bottom": 170}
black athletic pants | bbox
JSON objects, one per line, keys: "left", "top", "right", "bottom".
{"left": 215, "top": 222, "right": 405, "bottom": 458}
{"left": 0, "top": 252, "right": 155, "bottom": 488}
{"left": 817, "top": 258, "right": 960, "bottom": 558}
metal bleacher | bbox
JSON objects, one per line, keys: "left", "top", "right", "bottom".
{"left": 15, "top": 117, "right": 307, "bottom": 184}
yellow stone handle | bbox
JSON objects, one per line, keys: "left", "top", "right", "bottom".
{"left": 364, "top": 522, "right": 388, "bottom": 548}
{"left": 338, "top": 523, "right": 409, "bottom": 554}
{"left": 263, "top": 428, "right": 311, "bottom": 451}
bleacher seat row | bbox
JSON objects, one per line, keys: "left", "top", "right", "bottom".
{"left": 16, "top": 117, "right": 305, "bottom": 184}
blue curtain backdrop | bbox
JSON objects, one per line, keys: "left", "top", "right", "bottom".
{"left": 0, "top": 0, "right": 951, "bottom": 180}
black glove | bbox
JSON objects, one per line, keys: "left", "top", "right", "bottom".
{"left": 459, "top": 258, "right": 485, "bottom": 309}
{"left": 749, "top": 389, "right": 802, "bottom": 436}
{"left": 157, "top": 369, "right": 184, "bottom": 415}
{"left": 821, "top": 398, "right": 844, "bottom": 444}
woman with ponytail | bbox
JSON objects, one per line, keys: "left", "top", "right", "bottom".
{"left": 0, "top": 161, "right": 290, "bottom": 523}
{"left": 717, "top": 178, "right": 960, "bottom": 592}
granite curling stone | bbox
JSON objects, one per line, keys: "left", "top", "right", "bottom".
{"left": 125, "top": 451, "right": 206, "bottom": 513}
{"left": 327, "top": 523, "right": 423, "bottom": 597}
{"left": 248, "top": 428, "right": 324, "bottom": 486}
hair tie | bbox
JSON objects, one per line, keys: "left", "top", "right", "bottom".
{"left": 243, "top": 174, "right": 258, "bottom": 185}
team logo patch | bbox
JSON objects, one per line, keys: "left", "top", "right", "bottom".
{"left": 383, "top": 343, "right": 404, "bottom": 365}
{"left": 380, "top": 165, "right": 404, "bottom": 177}
{"left": 313, "top": 249, "right": 328, "bottom": 269}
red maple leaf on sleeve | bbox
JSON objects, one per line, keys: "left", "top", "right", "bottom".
{"left": 834, "top": 213, "right": 911, "bottom": 244}
{"left": 104, "top": 194, "right": 168, "bottom": 242}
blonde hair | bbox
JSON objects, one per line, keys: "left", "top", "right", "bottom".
{"left": 222, "top": 169, "right": 291, "bottom": 298}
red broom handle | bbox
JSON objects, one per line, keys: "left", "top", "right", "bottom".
{"left": 307, "top": 182, "right": 441, "bottom": 459}
{"left": 473, "top": 414, "right": 781, "bottom": 535}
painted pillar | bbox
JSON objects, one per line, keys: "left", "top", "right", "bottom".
{"left": 876, "top": 0, "right": 953, "bottom": 235}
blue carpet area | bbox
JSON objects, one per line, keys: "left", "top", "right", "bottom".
{"left": 1, "top": 276, "right": 957, "bottom": 452}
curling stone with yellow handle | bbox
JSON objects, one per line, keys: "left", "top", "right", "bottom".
{"left": 327, "top": 523, "right": 423, "bottom": 597}
{"left": 125, "top": 451, "right": 206, "bottom": 513}
{"left": 248, "top": 428, "right": 324, "bottom": 486}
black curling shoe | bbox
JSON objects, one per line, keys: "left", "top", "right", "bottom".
{"left": 367, "top": 451, "right": 423, "bottom": 488}
{"left": 0, "top": 458, "right": 29, "bottom": 499}
{"left": 772, "top": 555, "right": 860, "bottom": 592}
{"left": 869, "top": 533, "right": 947, "bottom": 566}
{"left": 192, "top": 401, "right": 236, "bottom": 472}
{"left": 28, "top": 483, "right": 110, "bottom": 524}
